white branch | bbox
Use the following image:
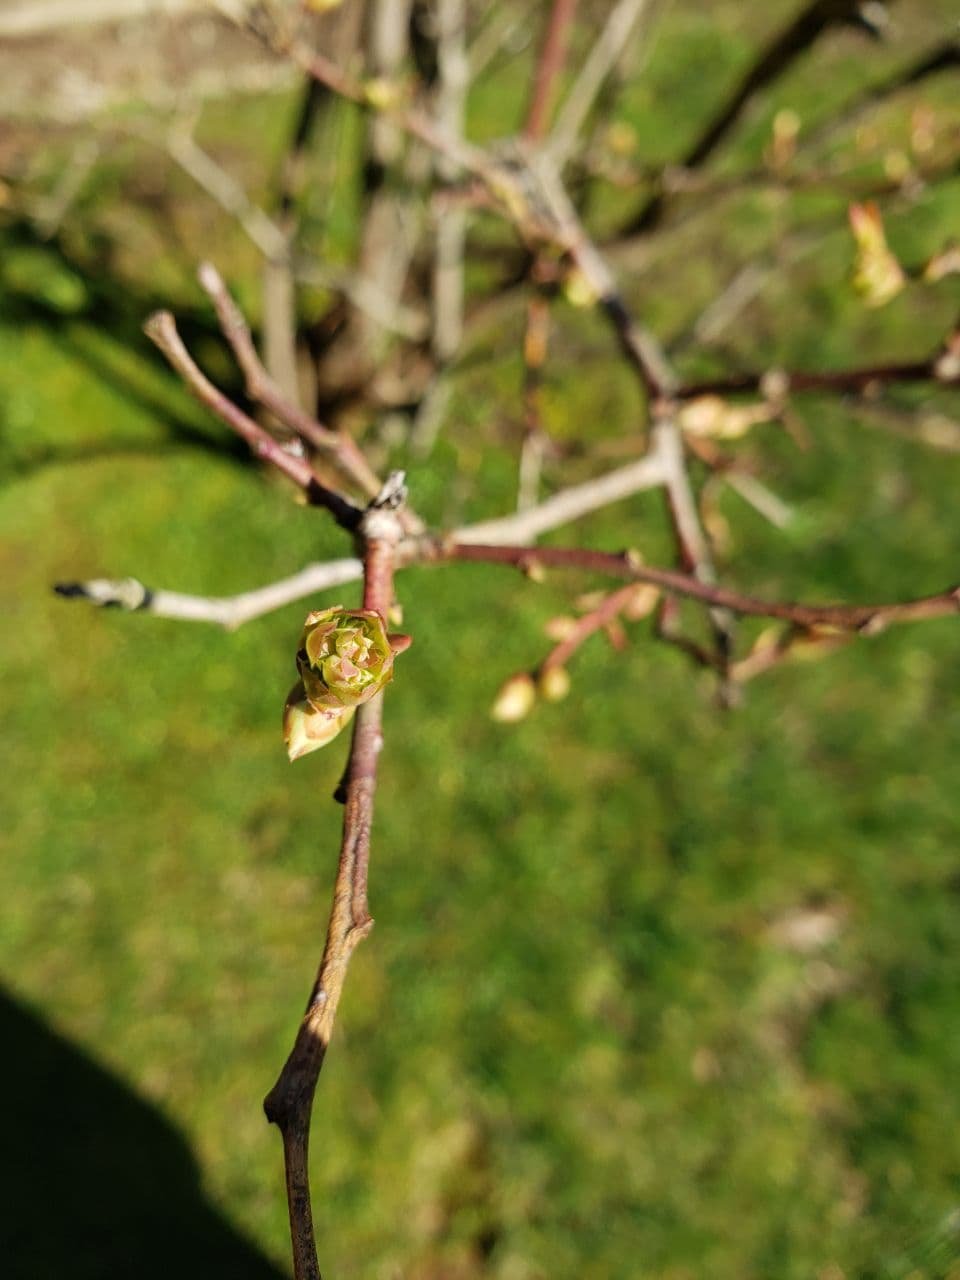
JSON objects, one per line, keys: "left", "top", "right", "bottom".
{"left": 55, "top": 560, "right": 363, "bottom": 629}
{"left": 163, "top": 124, "right": 290, "bottom": 261}
{"left": 456, "top": 449, "right": 666, "bottom": 545}
{"left": 57, "top": 448, "right": 672, "bottom": 626}
{"left": 548, "top": 0, "right": 655, "bottom": 165}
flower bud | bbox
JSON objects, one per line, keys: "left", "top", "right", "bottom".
{"left": 849, "top": 201, "right": 905, "bottom": 308}
{"left": 283, "top": 683, "right": 355, "bottom": 761}
{"left": 297, "top": 606, "right": 395, "bottom": 713}
{"left": 491, "top": 672, "right": 536, "bottom": 723}
{"left": 538, "top": 665, "right": 571, "bottom": 703}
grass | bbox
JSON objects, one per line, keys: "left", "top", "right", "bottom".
{"left": 1, "top": 3, "right": 959, "bottom": 1277}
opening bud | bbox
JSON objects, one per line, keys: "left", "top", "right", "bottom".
{"left": 297, "top": 606, "right": 396, "bottom": 713}
{"left": 283, "top": 683, "right": 355, "bottom": 761}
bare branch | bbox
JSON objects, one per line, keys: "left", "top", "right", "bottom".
{"left": 143, "top": 309, "right": 362, "bottom": 528}
{"left": 548, "top": 0, "right": 655, "bottom": 165}
{"left": 619, "top": 0, "right": 875, "bottom": 237}
{"left": 196, "top": 263, "right": 394, "bottom": 512}
{"left": 53, "top": 561, "right": 364, "bottom": 628}
{"left": 539, "top": 581, "right": 656, "bottom": 674}
{"left": 456, "top": 450, "right": 667, "bottom": 545}
{"left": 163, "top": 122, "right": 290, "bottom": 260}
{"left": 264, "top": 495, "right": 405, "bottom": 1280}
{"left": 674, "top": 349, "right": 960, "bottom": 401}
{"left": 432, "top": 0, "right": 470, "bottom": 363}
{"left": 523, "top": 0, "right": 580, "bottom": 142}
{"left": 447, "top": 542, "right": 960, "bottom": 633}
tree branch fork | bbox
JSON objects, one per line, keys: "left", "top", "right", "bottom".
{"left": 52, "top": 51, "right": 959, "bottom": 1267}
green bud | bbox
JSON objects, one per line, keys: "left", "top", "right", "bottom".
{"left": 538, "top": 665, "right": 571, "bottom": 703}
{"left": 491, "top": 672, "right": 536, "bottom": 723}
{"left": 283, "top": 682, "right": 355, "bottom": 761}
{"left": 297, "top": 606, "right": 396, "bottom": 713}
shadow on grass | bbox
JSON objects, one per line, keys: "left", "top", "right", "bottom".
{"left": 0, "top": 218, "right": 257, "bottom": 487}
{"left": 0, "top": 988, "right": 287, "bottom": 1280}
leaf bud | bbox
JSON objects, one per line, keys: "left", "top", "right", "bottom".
{"left": 283, "top": 682, "right": 355, "bottom": 761}
{"left": 538, "top": 665, "right": 571, "bottom": 703}
{"left": 297, "top": 606, "right": 396, "bottom": 713}
{"left": 491, "top": 673, "right": 537, "bottom": 723}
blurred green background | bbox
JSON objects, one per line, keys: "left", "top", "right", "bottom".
{"left": 1, "top": 2, "right": 959, "bottom": 1277}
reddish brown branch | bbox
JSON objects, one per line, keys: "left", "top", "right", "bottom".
{"left": 197, "top": 262, "right": 384, "bottom": 501}
{"left": 264, "top": 484, "right": 406, "bottom": 1280}
{"left": 143, "top": 311, "right": 361, "bottom": 529}
{"left": 674, "top": 355, "right": 959, "bottom": 402}
{"left": 446, "top": 542, "right": 960, "bottom": 632}
{"left": 540, "top": 583, "right": 651, "bottom": 673}
{"left": 524, "top": 0, "right": 580, "bottom": 142}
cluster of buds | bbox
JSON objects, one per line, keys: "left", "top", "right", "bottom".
{"left": 283, "top": 606, "right": 407, "bottom": 760}
{"left": 490, "top": 666, "right": 571, "bottom": 724}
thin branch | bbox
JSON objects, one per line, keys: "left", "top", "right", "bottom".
{"left": 143, "top": 309, "right": 362, "bottom": 528}
{"left": 523, "top": 0, "right": 580, "bottom": 142}
{"left": 263, "top": 483, "right": 406, "bottom": 1280}
{"left": 455, "top": 449, "right": 667, "bottom": 545}
{"left": 548, "top": 0, "right": 654, "bottom": 165}
{"left": 619, "top": 0, "right": 872, "bottom": 236}
{"left": 651, "top": 416, "right": 736, "bottom": 685}
{"left": 58, "top": 529, "right": 960, "bottom": 642}
{"left": 539, "top": 582, "right": 652, "bottom": 673}
{"left": 467, "top": 1, "right": 535, "bottom": 79}
{"left": 432, "top": 0, "right": 470, "bottom": 363}
{"left": 674, "top": 350, "right": 960, "bottom": 401}
{"left": 446, "top": 542, "right": 960, "bottom": 633}
{"left": 162, "top": 122, "right": 290, "bottom": 261}
{"left": 196, "top": 263, "right": 382, "bottom": 497}
{"left": 52, "top": 560, "right": 364, "bottom": 628}
{"left": 53, "top": 444, "right": 671, "bottom": 626}
{"left": 517, "top": 290, "right": 552, "bottom": 511}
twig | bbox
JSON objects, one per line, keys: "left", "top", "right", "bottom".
{"left": 729, "top": 623, "right": 851, "bottom": 684}
{"left": 539, "top": 582, "right": 651, "bottom": 673}
{"left": 196, "top": 263, "right": 393, "bottom": 509}
{"left": 523, "top": 0, "right": 580, "bottom": 142}
{"left": 263, "top": 479, "right": 407, "bottom": 1280}
{"left": 517, "top": 291, "right": 552, "bottom": 511}
{"left": 651, "top": 416, "right": 736, "bottom": 684}
{"left": 52, "top": 560, "right": 364, "bottom": 628}
{"left": 467, "top": 1, "right": 535, "bottom": 79}
{"left": 53, "top": 447, "right": 670, "bottom": 628}
{"left": 673, "top": 351, "right": 960, "bottom": 401}
{"left": 548, "top": 0, "right": 654, "bottom": 165}
{"left": 432, "top": 0, "right": 469, "bottom": 364}
{"left": 163, "top": 122, "right": 290, "bottom": 261}
{"left": 723, "top": 471, "right": 793, "bottom": 530}
{"left": 619, "top": 0, "right": 871, "bottom": 237}
{"left": 455, "top": 449, "right": 667, "bottom": 544}
{"left": 59, "top": 531, "right": 960, "bottom": 639}
{"left": 143, "top": 309, "right": 362, "bottom": 528}
{"left": 447, "top": 542, "right": 960, "bottom": 632}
